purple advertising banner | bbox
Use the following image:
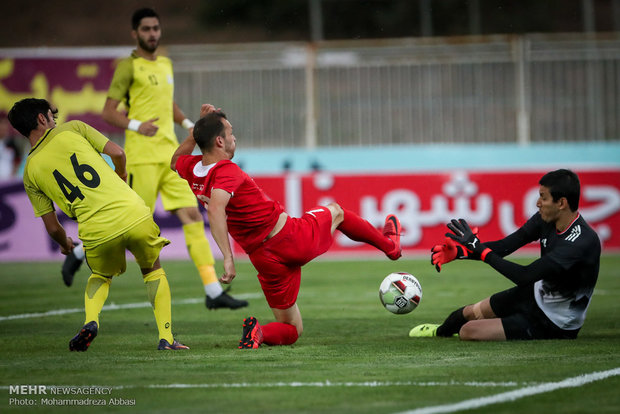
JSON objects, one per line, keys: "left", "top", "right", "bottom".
{"left": 1, "top": 49, "right": 130, "bottom": 133}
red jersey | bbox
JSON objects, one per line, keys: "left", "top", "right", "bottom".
{"left": 176, "top": 155, "right": 284, "bottom": 253}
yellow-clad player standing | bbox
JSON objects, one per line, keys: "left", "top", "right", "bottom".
{"left": 101, "top": 8, "right": 247, "bottom": 310}
{"left": 8, "top": 98, "right": 188, "bottom": 351}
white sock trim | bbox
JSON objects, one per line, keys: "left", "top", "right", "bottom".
{"left": 204, "top": 282, "right": 224, "bottom": 299}
{"left": 73, "top": 244, "right": 85, "bottom": 260}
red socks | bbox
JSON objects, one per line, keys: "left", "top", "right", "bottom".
{"left": 261, "top": 322, "right": 299, "bottom": 346}
{"left": 337, "top": 208, "right": 394, "bottom": 254}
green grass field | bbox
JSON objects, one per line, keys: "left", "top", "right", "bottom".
{"left": 1, "top": 256, "right": 619, "bottom": 413}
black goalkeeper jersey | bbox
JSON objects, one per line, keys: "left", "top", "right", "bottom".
{"left": 484, "top": 212, "right": 600, "bottom": 330}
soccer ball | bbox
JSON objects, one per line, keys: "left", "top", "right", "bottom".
{"left": 379, "top": 272, "right": 422, "bottom": 314}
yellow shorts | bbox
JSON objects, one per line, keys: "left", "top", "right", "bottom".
{"left": 127, "top": 163, "right": 197, "bottom": 213}
{"left": 85, "top": 218, "right": 170, "bottom": 277}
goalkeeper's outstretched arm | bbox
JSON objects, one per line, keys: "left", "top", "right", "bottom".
{"left": 483, "top": 253, "right": 563, "bottom": 286}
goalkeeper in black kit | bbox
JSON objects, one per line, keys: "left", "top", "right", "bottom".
{"left": 409, "top": 169, "right": 601, "bottom": 341}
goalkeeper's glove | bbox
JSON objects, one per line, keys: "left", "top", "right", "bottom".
{"left": 430, "top": 237, "right": 469, "bottom": 272}
{"left": 445, "top": 218, "right": 491, "bottom": 261}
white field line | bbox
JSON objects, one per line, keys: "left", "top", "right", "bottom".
{"left": 0, "top": 381, "right": 525, "bottom": 391}
{"left": 137, "top": 380, "right": 521, "bottom": 389}
{"left": 1, "top": 369, "right": 617, "bottom": 393}
{"left": 0, "top": 293, "right": 262, "bottom": 322}
{"left": 393, "top": 367, "right": 620, "bottom": 414}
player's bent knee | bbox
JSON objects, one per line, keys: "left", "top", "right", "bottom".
{"left": 187, "top": 207, "right": 203, "bottom": 222}
{"left": 459, "top": 321, "right": 494, "bottom": 341}
{"left": 287, "top": 318, "right": 303, "bottom": 337}
{"left": 326, "top": 203, "right": 344, "bottom": 226}
{"left": 472, "top": 301, "right": 485, "bottom": 320}
{"left": 459, "top": 320, "right": 506, "bottom": 341}
{"left": 272, "top": 304, "right": 303, "bottom": 337}
{"left": 174, "top": 206, "right": 203, "bottom": 224}
{"left": 458, "top": 322, "right": 478, "bottom": 341}
{"left": 462, "top": 304, "right": 475, "bottom": 321}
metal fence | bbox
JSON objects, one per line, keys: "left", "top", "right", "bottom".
{"left": 169, "top": 33, "right": 620, "bottom": 149}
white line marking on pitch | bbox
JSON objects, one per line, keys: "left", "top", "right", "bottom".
{"left": 1, "top": 369, "right": 616, "bottom": 393}
{"left": 0, "top": 369, "right": 616, "bottom": 396}
{"left": 392, "top": 367, "right": 620, "bottom": 414}
{"left": 0, "top": 293, "right": 262, "bottom": 322}
{"left": 0, "top": 381, "right": 525, "bottom": 391}
{"left": 137, "top": 380, "right": 522, "bottom": 389}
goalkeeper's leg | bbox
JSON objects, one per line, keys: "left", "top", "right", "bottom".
{"left": 437, "top": 306, "right": 468, "bottom": 336}
{"left": 409, "top": 306, "right": 467, "bottom": 338}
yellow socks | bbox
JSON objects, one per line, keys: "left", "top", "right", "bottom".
{"left": 198, "top": 265, "right": 218, "bottom": 286}
{"left": 84, "top": 274, "right": 111, "bottom": 326}
{"left": 183, "top": 221, "right": 215, "bottom": 269}
{"left": 143, "top": 268, "right": 174, "bottom": 343}
{"left": 182, "top": 221, "right": 223, "bottom": 298}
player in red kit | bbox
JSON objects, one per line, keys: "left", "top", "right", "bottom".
{"left": 171, "top": 104, "right": 402, "bottom": 349}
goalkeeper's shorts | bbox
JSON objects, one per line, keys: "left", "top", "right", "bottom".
{"left": 490, "top": 286, "right": 579, "bottom": 340}
{"left": 85, "top": 218, "right": 170, "bottom": 277}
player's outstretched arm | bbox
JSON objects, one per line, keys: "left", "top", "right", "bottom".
{"left": 207, "top": 188, "right": 236, "bottom": 283}
{"left": 445, "top": 218, "right": 563, "bottom": 286}
{"left": 484, "top": 253, "right": 562, "bottom": 286}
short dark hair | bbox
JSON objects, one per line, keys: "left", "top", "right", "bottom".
{"left": 539, "top": 169, "right": 581, "bottom": 211}
{"left": 193, "top": 111, "right": 228, "bottom": 152}
{"left": 7, "top": 98, "right": 53, "bottom": 137}
{"left": 132, "top": 8, "right": 159, "bottom": 30}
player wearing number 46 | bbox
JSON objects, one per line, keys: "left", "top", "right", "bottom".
{"left": 411, "top": 169, "right": 601, "bottom": 341}
{"left": 8, "top": 98, "right": 188, "bottom": 351}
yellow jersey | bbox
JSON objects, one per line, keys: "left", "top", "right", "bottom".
{"left": 23, "top": 121, "right": 152, "bottom": 248}
{"left": 107, "top": 51, "right": 178, "bottom": 165}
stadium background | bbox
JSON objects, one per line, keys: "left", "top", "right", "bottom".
{"left": 1, "top": 0, "right": 619, "bottom": 261}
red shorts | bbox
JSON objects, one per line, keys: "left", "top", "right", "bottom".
{"left": 249, "top": 206, "right": 335, "bottom": 309}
